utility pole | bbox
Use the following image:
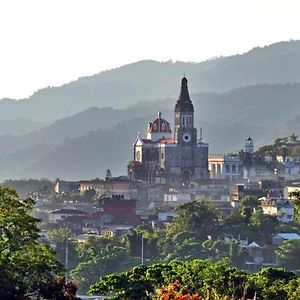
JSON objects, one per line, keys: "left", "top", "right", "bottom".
{"left": 65, "top": 233, "right": 69, "bottom": 282}
{"left": 141, "top": 234, "right": 144, "bottom": 265}
{"left": 65, "top": 224, "right": 69, "bottom": 283}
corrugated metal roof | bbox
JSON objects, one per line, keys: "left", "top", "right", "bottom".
{"left": 276, "top": 233, "right": 300, "bottom": 240}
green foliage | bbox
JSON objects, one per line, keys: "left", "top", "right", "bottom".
{"left": 167, "top": 201, "right": 219, "bottom": 241}
{"left": 70, "top": 236, "right": 132, "bottom": 293}
{"left": 83, "top": 188, "right": 97, "bottom": 201}
{"left": 276, "top": 239, "right": 300, "bottom": 270}
{"left": 48, "top": 228, "right": 79, "bottom": 270}
{"left": 0, "top": 178, "right": 54, "bottom": 198}
{"left": 289, "top": 191, "right": 300, "bottom": 223}
{"left": 0, "top": 187, "right": 64, "bottom": 299}
{"left": 89, "top": 259, "right": 300, "bottom": 300}
{"left": 241, "top": 195, "right": 259, "bottom": 208}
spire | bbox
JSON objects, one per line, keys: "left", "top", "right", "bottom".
{"left": 178, "top": 76, "right": 191, "bottom": 102}
{"left": 175, "top": 76, "right": 194, "bottom": 112}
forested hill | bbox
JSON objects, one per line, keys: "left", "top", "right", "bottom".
{"left": 1, "top": 83, "right": 300, "bottom": 179}
{"left": 0, "top": 40, "right": 300, "bottom": 179}
{"left": 1, "top": 40, "right": 300, "bottom": 122}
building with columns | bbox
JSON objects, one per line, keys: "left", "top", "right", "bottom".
{"left": 127, "top": 77, "right": 209, "bottom": 185}
{"left": 208, "top": 154, "right": 242, "bottom": 181}
{"left": 208, "top": 137, "right": 255, "bottom": 181}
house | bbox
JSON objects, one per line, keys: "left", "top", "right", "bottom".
{"left": 259, "top": 195, "right": 294, "bottom": 223}
{"left": 79, "top": 177, "right": 132, "bottom": 198}
{"left": 164, "top": 190, "right": 193, "bottom": 203}
{"left": 243, "top": 242, "right": 276, "bottom": 272}
{"left": 100, "top": 225, "right": 133, "bottom": 237}
{"left": 49, "top": 207, "right": 89, "bottom": 223}
{"left": 89, "top": 195, "right": 139, "bottom": 225}
{"left": 272, "top": 233, "right": 300, "bottom": 246}
{"left": 54, "top": 180, "right": 79, "bottom": 194}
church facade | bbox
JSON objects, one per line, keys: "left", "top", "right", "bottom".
{"left": 127, "top": 77, "right": 209, "bottom": 185}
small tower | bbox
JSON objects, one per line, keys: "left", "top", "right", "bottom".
{"left": 105, "top": 169, "right": 112, "bottom": 180}
{"left": 245, "top": 137, "right": 254, "bottom": 154}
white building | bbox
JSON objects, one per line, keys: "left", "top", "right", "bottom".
{"left": 259, "top": 196, "right": 294, "bottom": 223}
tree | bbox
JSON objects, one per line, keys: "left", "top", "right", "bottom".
{"left": 83, "top": 188, "right": 96, "bottom": 201}
{"left": 70, "top": 236, "right": 129, "bottom": 294}
{"left": 48, "top": 228, "right": 79, "bottom": 270}
{"left": 154, "top": 280, "right": 201, "bottom": 300}
{"left": 290, "top": 133, "right": 299, "bottom": 143}
{"left": 276, "top": 240, "right": 300, "bottom": 270}
{"left": 241, "top": 195, "right": 259, "bottom": 209}
{"left": 167, "top": 201, "right": 219, "bottom": 241}
{"left": 249, "top": 209, "right": 278, "bottom": 243}
{"left": 289, "top": 191, "right": 300, "bottom": 223}
{"left": 89, "top": 259, "right": 300, "bottom": 300}
{"left": 0, "top": 187, "right": 66, "bottom": 299}
{"left": 105, "top": 169, "right": 112, "bottom": 180}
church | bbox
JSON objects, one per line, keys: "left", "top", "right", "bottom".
{"left": 127, "top": 77, "right": 209, "bottom": 185}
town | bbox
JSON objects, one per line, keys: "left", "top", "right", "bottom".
{"left": 7, "top": 77, "right": 298, "bottom": 295}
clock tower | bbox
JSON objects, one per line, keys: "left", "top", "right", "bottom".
{"left": 174, "top": 76, "right": 197, "bottom": 145}
{"left": 128, "top": 76, "right": 209, "bottom": 185}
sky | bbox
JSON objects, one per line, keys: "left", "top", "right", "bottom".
{"left": 0, "top": 0, "right": 300, "bottom": 100}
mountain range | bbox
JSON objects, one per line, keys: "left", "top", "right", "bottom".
{"left": 1, "top": 40, "right": 300, "bottom": 180}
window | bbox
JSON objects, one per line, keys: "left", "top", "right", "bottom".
{"left": 225, "top": 164, "right": 230, "bottom": 173}
{"left": 232, "top": 165, "right": 236, "bottom": 173}
{"left": 136, "top": 151, "right": 140, "bottom": 161}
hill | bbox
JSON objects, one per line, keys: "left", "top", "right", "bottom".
{"left": 1, "top": 83, "right": 300, "bottom": 179}
{"left": 1, "top": 40, "right": 300, "bottom": 122}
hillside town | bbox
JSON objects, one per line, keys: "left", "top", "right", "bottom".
{"left": 2, "top": 1, "right": 300, "bottom": 299}
{"left": 18, "top": 78, "right": 299, "bottom": 293}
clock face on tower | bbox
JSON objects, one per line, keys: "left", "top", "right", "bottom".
{"left": 183, "top": 133, "right": 191, "bottom": 142}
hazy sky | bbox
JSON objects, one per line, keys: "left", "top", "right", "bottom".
{"left": 0, "top": 0, "right": 300, "bottom": 99}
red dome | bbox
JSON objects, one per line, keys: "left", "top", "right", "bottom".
{"left": 147, "top": 112, "right": 172, "bottom": 133}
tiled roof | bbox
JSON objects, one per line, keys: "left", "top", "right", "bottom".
{"left": 158, "top": 138, "right": 176, "bottom": 144}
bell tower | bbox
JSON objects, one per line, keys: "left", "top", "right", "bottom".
{"left": 174, "top": 77, "right": 197, "bottom": 145}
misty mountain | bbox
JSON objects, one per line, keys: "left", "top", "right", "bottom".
{"left": 0, "top": 118, "right": 46, "bottom": 136}
{"left": 0, "top": 104, "right": 168, "bottom": 155}
{"left": 1, "top": 40, "right": 300, "bottom": 122}
{"left": 1, "top": 83, "right": 300, "bottom": 180}
{"left": 272, "top": 114, "right": 300, "bottom": 140}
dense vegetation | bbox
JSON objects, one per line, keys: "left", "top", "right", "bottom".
{"left": 0, "top": 178, "right": 54, "bottom": 198}
{"left": 0, "top": 187, "right": 79, "bottom": 299}
{"left": 46, "top": 197, "right": 300, "bottom": 295}
{"left": 89, "top": 259, "right": 300, "bottom": 300}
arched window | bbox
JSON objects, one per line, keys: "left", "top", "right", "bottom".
{"left": 232, "top": 165, "right": 237, "bottom": 173}
{"left": 225, "top": 164, "right": 230, "bottom": 173}
{"left": 136, "top": 151, "right": 140, "bottom": 161}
